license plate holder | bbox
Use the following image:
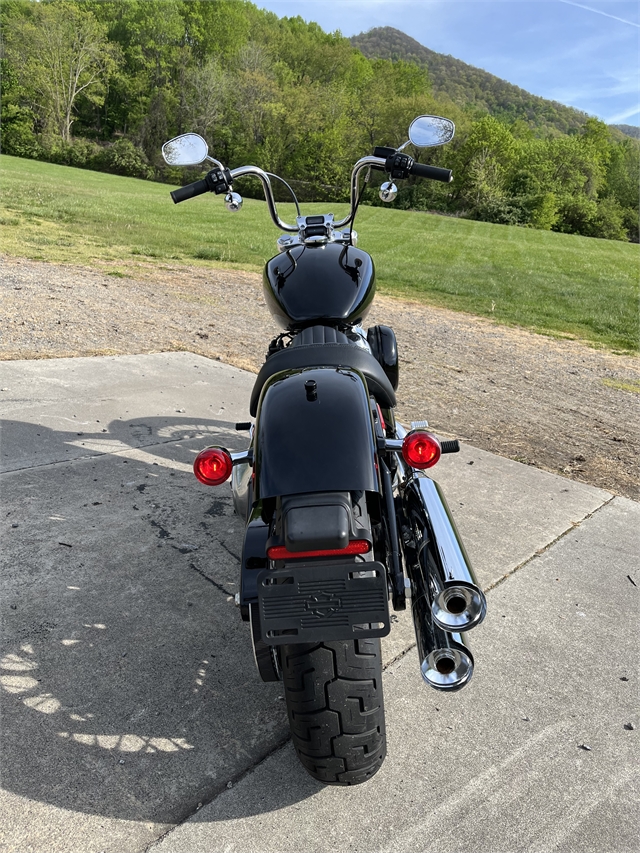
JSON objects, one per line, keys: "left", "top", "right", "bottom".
{"left": 256, "top": 560, "right": 390, "bottom": 645}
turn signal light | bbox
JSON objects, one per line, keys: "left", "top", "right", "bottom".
{"left": 267, "top": 540, "right": 371, "bottom": 561}
{"left": 402, "top": 430, "right": 441, "bottom": 469}
{"left": 193, "top": 447, "right": 233, "bottom": 486}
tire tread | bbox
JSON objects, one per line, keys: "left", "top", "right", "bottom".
{"left": 281, "top": 638, "right": 386, "bottom": 785}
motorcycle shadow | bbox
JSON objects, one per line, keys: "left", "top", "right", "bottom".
{"left": 1, "top": 416, "right": 322, "bottom": 825}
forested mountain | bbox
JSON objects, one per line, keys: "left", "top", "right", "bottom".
{"left": 612, "top": 125, "right": 640, "bottom": 140}
{"left": 351, "top": 27, "right": 589, "bottom": 136}
{"left": 1, "top": 1, "right": 637, "bottom": 241}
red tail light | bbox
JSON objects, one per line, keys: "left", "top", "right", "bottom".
{"left": 267, "top": 539, "right": 371, "bottom": 561}
{"left": 193, "top": 447, "right": 233, "bottom": 486}
{"left": 402, "top": 430, "right": 441, "bottom": 469}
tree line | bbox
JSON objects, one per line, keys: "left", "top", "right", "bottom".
{"left": 1, "top": 0, "right": 638, "bottom": 241}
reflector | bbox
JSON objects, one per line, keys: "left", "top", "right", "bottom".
{"left": 402, "top": 430, "right": 441, "bottom": 469}
{"left": 267, "top": 540, "right": 371, "bottom": 561}
{"left": 193, "top": 447, "right": 233, "bottom": 486}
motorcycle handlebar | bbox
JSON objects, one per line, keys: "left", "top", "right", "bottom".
{"left": 169, "top": 154, "right": 452, "bottom": 229}
{"left": 229, "top": 165, "right": 298, "bottom": 232}
{"left": 170, "top": 179, "right": 210, "bottom": 204}
{"left": 409, "top": 162, "right": 453, "bottom": 183}
{"left": 334, "top": 156, "right": 387, "bottom": 228}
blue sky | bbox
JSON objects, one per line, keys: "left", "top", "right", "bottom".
{"left": 256, "top": 0, "right": 640, "bottom": 126}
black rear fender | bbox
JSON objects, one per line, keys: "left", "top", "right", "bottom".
{"left": 253, "top": 366, "right": 379, "bottom": 504}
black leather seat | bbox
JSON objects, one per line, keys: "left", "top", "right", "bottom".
{"left": 249, "top": 326, "right": 397, "bottom": 416}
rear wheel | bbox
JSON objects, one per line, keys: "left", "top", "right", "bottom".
{"left": 280, "top": 638, "right": 386, "bottom": 785}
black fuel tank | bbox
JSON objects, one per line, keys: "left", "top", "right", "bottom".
{"left": 263, "top": 242, "right": 375, "bottom": 330}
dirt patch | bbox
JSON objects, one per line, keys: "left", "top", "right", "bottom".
{"left": 1, "top": 254, "right": 638, "bottom": 499}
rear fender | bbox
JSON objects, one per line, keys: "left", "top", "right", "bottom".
{"left": 253, "top": 366, "right": 379, "bottom": 502}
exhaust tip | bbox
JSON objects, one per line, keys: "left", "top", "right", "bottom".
{"left": 421, "top": 647, "right": 474, "bottom": 691}
{"left": 432, "top": 585, "right": 487, "bottom": 632}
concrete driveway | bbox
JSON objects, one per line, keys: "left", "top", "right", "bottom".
{"left": 1, "top": 352, "right": 637, "bottom": 853}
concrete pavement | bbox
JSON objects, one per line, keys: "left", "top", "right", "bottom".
{"left": 0, "top": 352, "right": 637, "bottom": 853}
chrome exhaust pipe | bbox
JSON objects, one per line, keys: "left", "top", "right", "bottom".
{"left": 405, "top": 555, "right": 474, "bottom": 691}
{"left": 421, "top": 628, "right": 474, "bottom": 692}
{"left": 411, "top": 474, "right": 487, "bottom": 632}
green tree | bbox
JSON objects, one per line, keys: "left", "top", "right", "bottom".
{"left": 180, "top": 58, "right": 230, "bottom": 143}
{"left": 3, "top": 0, "right": 119, "bottom": 143}
{"left": 555, "top": 194, "right": 598, "bottom": 235}
{"left": 180, "top": 0, "right": 251, "bottom": 62}
{"left": 353, "top": 59, "right": 431, "bottom": 149}
{"left": 90, "top": 0, "right": 186, "bottom": 151}
{"left": 594, "top": 197, "right": 628, "bottom": 241}
{"left": 452, "top": 116, "right": 517, "bottom": 208}
{"left": 0, "top": 58, "right": 40, "bottom": 157}
{"left": 525, "top": 192, "right": 559, "bottom": 230}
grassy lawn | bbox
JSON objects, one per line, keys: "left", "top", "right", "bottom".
{"left": 1, "top": 154, "right": 638, "bottom": 351}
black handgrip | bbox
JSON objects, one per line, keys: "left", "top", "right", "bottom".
{"left": 170, "top": 179, "right": 209, "bottom": 204}
{"left": 410, "top": 162, "right": 453, "bottom": 183}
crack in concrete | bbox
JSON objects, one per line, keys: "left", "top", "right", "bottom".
{"left": 383, "top": 642, "right": 417, "bottom": 672}
{"left": 144, "top": 733, "right": 293, "bottom": 853}
{"left": 189, "top": 562, "right": 235, "bottom": 598}
{"left": 217, "top": 539, "right": 241, "bottom": 563}
{"left": 484, "top": 493, "right": 617, "bottom": 594}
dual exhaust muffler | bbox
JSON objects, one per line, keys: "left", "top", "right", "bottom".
{"left": 402, "top": 474, "right": 486, "bottom": 692}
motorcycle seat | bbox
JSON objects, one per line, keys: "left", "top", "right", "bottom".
{"left": 249, "top": 325, "right": 397, "bottom": 416}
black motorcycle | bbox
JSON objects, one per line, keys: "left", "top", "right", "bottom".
{"left": 162, "top": 115, "right": 486, "bottom": 785}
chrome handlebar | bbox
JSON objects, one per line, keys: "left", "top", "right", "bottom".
{"left": 334, "top": 155, "right": 386, "bottom": 228}
{"left": 229, "top": 165, "right": 298, "bottom": 232}
{"left": 229, "top": 155, "right": 388, "bottom": 233}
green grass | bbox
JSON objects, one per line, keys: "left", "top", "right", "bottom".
{"left": 1, "top": 154, "right": 638, "bottom": 351}
{"left": 601, "top": 377, "right": 640, "bottom": 393}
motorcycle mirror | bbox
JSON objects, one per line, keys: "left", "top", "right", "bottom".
{"left": 162, "top": 133, "right": 209, "bottom": 166}
{"left": 408, "top": 115, "right": 455, "bottom": 148}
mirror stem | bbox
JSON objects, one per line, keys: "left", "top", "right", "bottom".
{"left": 205, "top": 154, "right": 225, "bottom": 170}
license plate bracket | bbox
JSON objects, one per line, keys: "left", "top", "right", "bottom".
{"left": 256, "top": 560, "right": 390, "bottom": 645}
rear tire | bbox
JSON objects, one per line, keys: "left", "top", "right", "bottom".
{"left": 280, "top": 638, "right": 386, "bottom": 785}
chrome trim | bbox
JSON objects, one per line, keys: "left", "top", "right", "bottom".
{"left": 224, "top": 191, "right": 243, "bottom": 212}
{"left": 348, "top": 325, "right": 372, "bottom": 352}
{"left": 230, "top": 155, "right": 386, "bottom": 233}
{"left": 229, "top": 165, "right": 298, "bottom": 232}
{"left": 421, "top": 632, "right": 474, "bottom": 691}
{"left": 231, "top": 460, "right": 252, "bottom": 522}
{"left": 204, "top": 153, "right": 226, "bottom": 170}
{"left": 379, "top": 181, "right": 398, "bottom": 203}
{"left": 334, "top": 155, "right": 387, "bottom": 228}
{"left": 404, "top": 536, "right": 474, "bottom": 691}
{"left": 276, "top": 234, "right": 302, "bottom": 253}
{"left": 277, "top": 228, "right": 357, "bottom": 253}
{"left": 413, "top": 474, "right": 487, "bottom": 632}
